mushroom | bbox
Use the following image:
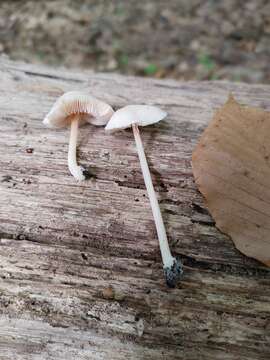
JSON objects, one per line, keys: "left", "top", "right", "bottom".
{"left": 43, "top": 91, "right": 114, "bottom": 181}
{"left": 105, "top": 105, "right": 183, "bottom": 287}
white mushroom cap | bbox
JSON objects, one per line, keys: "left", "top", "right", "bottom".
{"left": 105, "top": 105, "right": 167, "bottom": 131}
{"left": 43, "top": 91, "right": 114, "bottom": 128}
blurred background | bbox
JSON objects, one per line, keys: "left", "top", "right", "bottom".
{"left": 0, "top": 0, "right": 269, "bottom": 83}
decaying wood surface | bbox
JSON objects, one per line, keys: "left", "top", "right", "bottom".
{"left": 0, "top": 57, "right": 269, "bottom": 360}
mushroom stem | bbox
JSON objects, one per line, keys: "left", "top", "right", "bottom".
{"left": 68, "top": 115, "right": 85, "bottom": 181}
{"left": 132, "top": 123, "right": 183, "bottom": 287}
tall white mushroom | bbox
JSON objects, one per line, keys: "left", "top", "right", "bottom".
{"left": 43, "top": 91, "right": 114, "bottom": 181}
{"left": 105, "top": 105, "right": 183, "bottom": 287}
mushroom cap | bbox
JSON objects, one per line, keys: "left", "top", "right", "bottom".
{"left": 43, "top": 91, "right": 114, "bottom": 128}
{"left": 105, "top": 105, "right": 167, "bottom": 131}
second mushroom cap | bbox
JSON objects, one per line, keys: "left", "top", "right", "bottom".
{"left": 105, "top": 105, "right": 167, "bottom": 131}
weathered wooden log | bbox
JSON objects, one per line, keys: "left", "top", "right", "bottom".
{"left": 0, "top": 57, "right": 269, "bottom": 359}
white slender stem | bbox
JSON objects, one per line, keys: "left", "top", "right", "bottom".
{"left": 132, "top": 123, "right": 174, "bottom": 268}
{"left": 68, "top": 116, "right": 85, "bottom": 181}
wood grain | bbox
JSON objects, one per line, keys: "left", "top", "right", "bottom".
{"left": 0, "top": 57, "right": 269, "bottom": 359}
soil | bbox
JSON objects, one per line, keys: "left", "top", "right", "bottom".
{"left": 0, "top": 0, "right": 269, "bottom": 83}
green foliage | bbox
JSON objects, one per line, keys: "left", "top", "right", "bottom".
{"left": 198, "top": 53, "right": 215, "bottom": 71}
{"left": 114, "top": 5, "right": 125, "bottom": 16}
{"left": 144, "top": 63, "right": 158, "bottom": 75}
{"left": 119, "top": 54, "right": 129, "bottom": 66}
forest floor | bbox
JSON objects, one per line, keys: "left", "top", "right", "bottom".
{"left": 0, "top": 0, "right": 269, "bottom": 83}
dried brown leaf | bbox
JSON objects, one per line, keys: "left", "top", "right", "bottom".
{"left": 192, "top": 95, "right": 270, "bottom": 266}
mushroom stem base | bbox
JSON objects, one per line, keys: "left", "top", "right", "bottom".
{"left": 164, "top": 258, "right": 183, "bottom": 288}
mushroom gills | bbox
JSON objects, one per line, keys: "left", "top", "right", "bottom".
{"left": 43, "top": 91, "right": 114, "bottom": 181}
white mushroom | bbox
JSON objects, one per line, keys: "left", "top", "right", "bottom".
{"left": 43, "top": 91, "right": 114, "bottom": 181}
{"left": 105, "top": 105, "right": 183, "bottom": 287}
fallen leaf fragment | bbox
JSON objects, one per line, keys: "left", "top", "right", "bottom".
{"left": 192, "top": 95, "right": 270, "bottom": 266}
